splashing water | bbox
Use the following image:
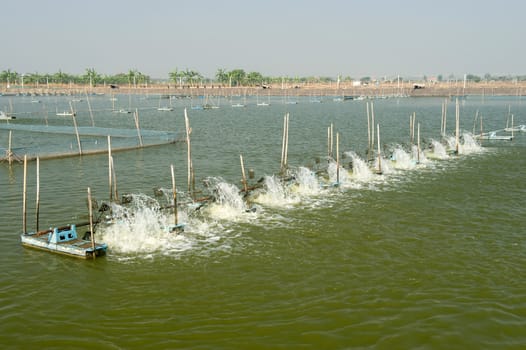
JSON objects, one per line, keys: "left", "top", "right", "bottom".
{"left": 292, "top": 167, "right": 321, "bottom": 195}
{"left": 203, "top": 178, "right": 250, "bottom": 221}
{"left": 391, "top": 146, "right": 416, "bottom": 170}
{"left": 254, "top": 175, "right": 300, "bottom": 208}
{"left": 345, "top": 152, "right": 375, "bottom": 181}
{"left": 411, "top": 144, "right": 429, "bottom": 165}
{"left": 99, "top": 193, "right": 192, "bottom": 255}
{"left": 445, "top": 133, "right": 484, "bottom": 155}
{"left": 460, "top": 133, "right": 484, "bottom": 154}
{"left": 430, "top": 139, "right": 449, "bottom": 159}
{"left": 327, "top": 161, "right": 351, "bottom": 185}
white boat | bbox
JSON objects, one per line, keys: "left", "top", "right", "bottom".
{"left": 476, "top": 131, "right": 513, "bottom": 141}
{"left": 21, "top": 224, "right": 107, "bottom": 259}
{"left": 157, "top": 106, "right": 174, "bottom": 111}
{"left": 113, "top": 109, "right": 131, "bottom": 114}
{"left": 0, "top": 111, "right": 15, "bottom": 120}
{"left": 56, "top": 111, "right": 75, "bottom": 116}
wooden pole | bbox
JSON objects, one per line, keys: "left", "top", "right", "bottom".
{"left": 366, "top": 102, "right": 371, "bottom": 152}
{"left": 284, "top": 113, "right": 289, "bottom": 169}
{"left": 8, "top": 130, "right": 12, "bottom": 165}
{"left": 85, "top": 90, "right": 95, "bottom": 127}
{"left": 377, "top": 124, "right": 382, "bottom": 174}
{"left": 511, "top": 114, "right": 514, "bottom": 140}
{"left": 72, "top": 113, "right": 82, "bottom": 155}
{"left": 440, "top": 101, "right": 444, "bottom": 136}
{"left": 184, "top": 108, "right": 192, "bottom": 194}
{"left": 108, "top": 136, "right": 113, "bottom": 201}
{"left": 111, "top": 156, "right": 118, "bottom": 203}
{"left": 134, "top": 108, "right": 143, "bottom": 147}
{"left": 455, "top": 98, "right": 460, "bottom": 154}
{"left": 87, "top": 187, "right": 96, "bottom": 259}
{"left": 170, "top": 164, "right": 178, "bottom": 226}
{"left": 240, "top": 154, "right": 248, "bottom": 192}
{"left": 473, "top": 110, "right": 479, "bottom": 134}
{"left": 336, "top": 132, "right": 340, "bottom": 184}
{"left": 281, "top": 114, "right": 287, "bottom": 171}
{"left": 417, "top": 123, "right": 421, "bottom": 164}
{"left": 35, "top": 157, "right": 40, "bottom": 232}
{"left": 23, "top": 155, "right": 27, "bottom": 233}
{"left": 371, "top": 102, "right": 375, "bottom": 151}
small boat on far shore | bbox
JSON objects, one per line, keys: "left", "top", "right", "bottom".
{"left": 0, "top": 111, "right": 15, "bottom": 120}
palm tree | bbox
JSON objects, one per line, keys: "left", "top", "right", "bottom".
{"left": 215, "top": 68, "right": 229, "bottom": 85}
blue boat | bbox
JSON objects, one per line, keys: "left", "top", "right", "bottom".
{"left": 20, "top": 224, "right": 107, "bottom": 259}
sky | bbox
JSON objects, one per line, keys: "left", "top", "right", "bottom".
{"left": 3, "top": 0, "right": 525, "bottom": 80}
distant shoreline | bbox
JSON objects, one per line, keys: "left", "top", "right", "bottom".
{"left": 1, "top": 81, "right": 525, "bottom": 98}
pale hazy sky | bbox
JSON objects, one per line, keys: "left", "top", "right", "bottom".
{"left": 3, "top": 0, "right": 525, "bottom": 79}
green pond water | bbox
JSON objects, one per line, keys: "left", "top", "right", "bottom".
{"left": 0, "top": 94, "right": 525, "bottom": 349}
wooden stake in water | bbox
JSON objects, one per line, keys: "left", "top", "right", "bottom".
{"left": 134, "top": 108, "right": 143, "bottom": 147}
{"left": 22, "top": 155, "right": 27, "bottom": 233}
{"left": 284, "top": 113, "right": 289, "bottom": 171}
{"left": 455, "top": 98, "right": 460, "bottom": 154}
{"left": 72, "top": 112, "right": 82, "bottom": 155}
{"left": 240, "top": 154, "right": 248, "bottom": 192}
{"left": 336, "top": 132, "right": 340, "bottom": 184}
{"left": 184, "top": 108, "right": 193, "bottom": 195}
{"left": 417, "top": 123, "right": 421, "bottom": 164}
{"left": 35, "top": 157, "right": 40, "bottom": 232}
{"left": 377, "top": 124, "right": 382, "bottom": 174}
{"left": 111, "top": 156, "right": 119, "bottom": 203}
{"left": 87, "top": 187, "right": 96, "bottom": 259}
{"left": 280, "top": 113, "right": 289, "bottom": 174}
{"left": 371, "top": 102, "right": 375, "bottom": 150}
{"left": 7, "top": 130, "right": 12, "bottom": 165}
{"left": 170, "top": 164, "right": 178, "bottom": 226}
{"left": 85, "top": 90, "right": 95, "bottom": 127}
{"left": 366, "top": 102, "right": 371, "bottom": 152}
{"left": 108, "top": 136, "right": 113, "bottom": 201}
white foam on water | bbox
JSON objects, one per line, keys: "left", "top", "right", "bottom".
{"left": 345, "top": 152, "right": 375, "bottom": 182}
{"left": 291, "top": 167, "right": 322, "bottom": 195}
{"left": 253, "top": 175, "right": 301, "bottom": 208}
{"left": 429, "top": 139, "right": 449, "bottom": 159}
{"left": 391, "top": 146, "right": 416, "bottom": 170}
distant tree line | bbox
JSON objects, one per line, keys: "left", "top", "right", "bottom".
{"left": 0, "top": 68, "right": 151, "bottom": 87}
{"left": 2, "top": 67, "right": 526, "bottom": 87}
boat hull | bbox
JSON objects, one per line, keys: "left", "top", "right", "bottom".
{"left": 20, "top": 233, "right": 107, "bottom": 259}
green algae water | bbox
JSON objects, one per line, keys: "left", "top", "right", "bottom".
{"left": 0, "top": 94, "right": 525, "bottom": 349}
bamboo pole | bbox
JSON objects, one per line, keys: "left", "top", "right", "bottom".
{"left": 35, "top": 157, "right": 40, "bottom": 232}
{"left": 473, "top": 110, "right": 479, "bottom": 134}
{"left": 108, "top": 136, "right": 113, "bottom": 201}
{"left": 8, "top": 130, "right": 12, "bottom": 165}
{"left": 511, "top": 114, "right": 514, "bottom": 140}
{"left": 85, "top": 90, "right": 95, "bottom": 127}
{"left": 184, "top": 108, "right": 192, "bottom": 194}
{"left": 111, "top": 156, "right": 118, "bottom": 202}
{"left": 377, "top": 124, "right": 382, "bottom": 174}
{"left": 87, "top": 187, "right": 96, "bottom": 259}
{"left": 284, "top": 113, "right": 289, "bottom": 169}
{"left": 326, "top": 126, "right": 330, "bottom": 158}
{"left": 281, "top": 114, "right": 287, "bottom": 171}
{"left": 336, "top": 132, "right": 340, "bottom": 184}
{"left": 440, "top": 101, "right": 444, "bottom": 136}
{"left": 455, "top": 98, "right": 460, "bottom": 154}
{"left": 417, "top": 123, "right": 421, "bottom": 164}
{"left": 170, "top": 164, "right": 178, "bottom": 226}
{"left": 23, "top": 155, "right": 27, "bottom": 233}
{"left": 366, "top": 102, "right": 371, "bottom": 152}
{"left": 72, "top": 113, "right": 82, "bottom": 155}
{"left": 240, "top": 154, "right": 248, "bottom": 192}
{"left": 134, "top": 108, "right": 143, "bottom": 147}
{"left": 371, "top": 102, "right": 375, "bottom": 150}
